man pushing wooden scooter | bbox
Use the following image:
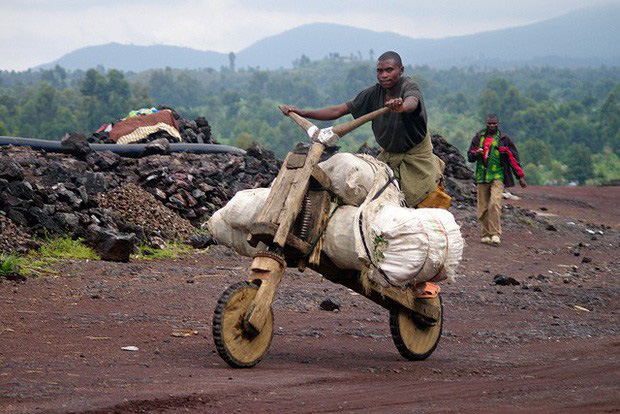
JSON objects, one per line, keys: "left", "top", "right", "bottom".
{"left": 210, "top": 106, "right": 461, "bottom": 368}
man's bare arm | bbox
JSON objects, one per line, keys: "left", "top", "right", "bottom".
{"left": 280, "top": 103, "right": 350, "bottom": 120}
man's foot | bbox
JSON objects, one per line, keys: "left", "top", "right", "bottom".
{"left": 491, "top": 235, "right": 501, "bottom": 246}
{"left": 415, "top": 282, "right": 441, "bottom": 299}
{"left": 481, "top": 236, "right": 491, "bottom": 244}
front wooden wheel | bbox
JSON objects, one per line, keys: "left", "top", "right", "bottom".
{"left": 212, "top": 281, "right": 274, "bottom": 368}
{"left": 389, "top": 295, "right": 443, "bottom": 361}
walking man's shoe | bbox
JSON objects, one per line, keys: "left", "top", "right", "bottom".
{"left": 481, "top": 236, "right": 491, "bottom": 244}
{"left": 491, "top": 235, "right": 501, "bottom": 246}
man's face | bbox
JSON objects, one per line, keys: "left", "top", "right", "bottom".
{"left": 486, "top": 118, "right": 498, "bottom": 133}
{"left": 376, "top": 59, "right": 403, "bottom": 90}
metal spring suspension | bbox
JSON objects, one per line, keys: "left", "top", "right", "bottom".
{"left": 298, "top": 194, "right": 312, "bottom": 240}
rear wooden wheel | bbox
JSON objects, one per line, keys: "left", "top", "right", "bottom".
{"left": 212, "top": 281, "right": 274, "bottom": 368}
{"left": 389, "top": 295, "right": 443, "bottom": 361}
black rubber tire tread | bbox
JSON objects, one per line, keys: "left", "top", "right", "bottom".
{"left": 389, "top": 295, "right": 443, "bottom": 361}
{"left": 212, "top": 281, "right": 273, "bottom": 368}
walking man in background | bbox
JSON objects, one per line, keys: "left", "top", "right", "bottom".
{"left": 279, "top": 51, "right": 450, "bottom": 209}
{"left": 467, "top": 114, "right": 527, "bottom": 246}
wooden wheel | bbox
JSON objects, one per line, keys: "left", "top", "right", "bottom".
{"left": 212, "top": 281, "right": 274, "bottom": 368}
{"left": 389, "top": 295, "right": 443, "bottom": 361}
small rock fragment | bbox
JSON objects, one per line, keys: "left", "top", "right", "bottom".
{"left": 493, "top": 274, "right": 520, "bottom": 286}
{"left": 319, "top": 298, "right": 340, "bottom": 311}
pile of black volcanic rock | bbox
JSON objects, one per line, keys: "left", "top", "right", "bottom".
{"left": 0, "top": 212, "right": 39, "bottom": 254}
{"left": 0, "top": 142, "right": 281, "bottom": 254}
{"left": 430, "top": 134, "right": 473, "bottom": 181}
{"left": 430, "top": 134, "right": 475, "bottom": 204}
{"left": 87, "top": 106, "right": 217, "bottom": 145}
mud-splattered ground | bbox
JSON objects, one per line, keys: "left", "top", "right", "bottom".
{"left": 1, "top": 185, "right": 619, "bottom": 413}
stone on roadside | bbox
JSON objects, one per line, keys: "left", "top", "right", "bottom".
{"left": 86, "top": 224, "right": 136, "bottom": 262}
{"left": 187, "top": 233, "right": 217, "bottom": 249}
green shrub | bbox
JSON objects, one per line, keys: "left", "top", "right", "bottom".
{"left": 0, "top": 254, "right": 20, "bottom": 278}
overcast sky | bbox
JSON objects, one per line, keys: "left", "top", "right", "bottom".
{"left": 1, "top": 0, "right": 616, "bottom": 71}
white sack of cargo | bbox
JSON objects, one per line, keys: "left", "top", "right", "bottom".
{"left": 361, "top": 206, "right": 463, "bottom": 287}
{"left": 318, "top": 153, "right": 377, "bottom": 206}
{"left": 323, "top": 203, "right": 463, "bottom": 287}
{"left": 217, "top": 187, "right": 270, "bottom": 232}
{"left": 206, "top": 187, "right": 270, "bottom": 256}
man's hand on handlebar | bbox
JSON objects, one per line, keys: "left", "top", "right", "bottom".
{"left": 385, "top": 98, "right": 404, "bottom": 113}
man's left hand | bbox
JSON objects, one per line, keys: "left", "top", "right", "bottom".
{"left": 519, "top": 177, "right": 527, "bottom": 188}
{"left": 385, "top": 98, "right": 404, "bottom": 112}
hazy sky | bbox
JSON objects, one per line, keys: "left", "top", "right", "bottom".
{"left": 1, "top": 0, "right": 616, "bottom": 71}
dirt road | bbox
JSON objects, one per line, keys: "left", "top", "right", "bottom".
{"left": 1, "top": 185, "right": 619, "bottom": 413}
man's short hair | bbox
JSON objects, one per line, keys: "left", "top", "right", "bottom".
{"left": 378, "top": 51, "right": 403, "bottom": 67}
{"left": 486, "top": 114, "right": 499, "bottom": 122}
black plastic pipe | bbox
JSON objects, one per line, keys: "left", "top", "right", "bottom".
{"left": 0, "top": 136, "right": 246, "bottom": 157}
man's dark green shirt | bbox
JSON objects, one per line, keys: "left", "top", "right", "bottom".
{"left": 346, "top": 77, "right": 428, "bottom": 153}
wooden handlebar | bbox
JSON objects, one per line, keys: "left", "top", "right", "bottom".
{"left": 279, "top": 104, "right": 390, "bottom": 140}
{"left": 331, "top": 106, "right": 389, "bottom": 138}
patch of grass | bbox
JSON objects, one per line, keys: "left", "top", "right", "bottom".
{"left": 133, "top": 241, "right": 193, "bottom": 260}
{"left": 0, "top": 254, "right": 20, "bottom": 278}
{"left": 36, "top": 236, "right": 99, "bottom": 260}
{"left": 10, "top": 237, "right": 100, "bottom": 276}
{"left": 3, "top": 237, "right": 195, "bottom": 277}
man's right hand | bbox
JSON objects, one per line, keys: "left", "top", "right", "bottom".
{"left": 385, "top": 98, "right": 404, "bottom": 112}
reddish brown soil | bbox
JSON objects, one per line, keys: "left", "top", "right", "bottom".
{"left": 1, "top": 185, "right": 619, "bottom": 413}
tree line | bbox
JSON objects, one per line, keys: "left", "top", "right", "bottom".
{"left": 1, "top": 59, "right": 619, "bottom": 185}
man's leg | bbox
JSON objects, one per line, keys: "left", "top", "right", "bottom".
{"left": 488, "top": 180, "right": 504, "bottom": 243}
{"left": 476, "top": 183, "right": 491, "bottom": 239}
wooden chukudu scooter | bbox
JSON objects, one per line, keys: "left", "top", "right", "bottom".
{"left": 212, "top": 106, "right": 443, "bottom": 368}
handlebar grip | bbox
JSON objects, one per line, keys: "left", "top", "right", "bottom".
{"left": 280, "top": 105, "right": 317, "bottom": 133}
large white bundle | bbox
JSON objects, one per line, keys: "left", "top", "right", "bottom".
{"left": 218, "top": 188, "right": 270, "bottom": 232}
{"left": 323, "top": 204, "right": 463, "bottom": 286}
{"left": 364, "top": 206, "right": 463, "bottom": 286}
{"left": 208, "top": 209, "right": 260, "bottom": 257}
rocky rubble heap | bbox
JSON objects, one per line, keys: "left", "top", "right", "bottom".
{"left": 431, "top": 134, "right": 474, "bottom": 181}
{"left": 96, "top": 183, "right": 196, "bottom": 242}
{"left": 0, "top": 212, "right": 38, "bottom": 254}
{"left": 430, "top": 134, "right": 475, "bottom": 204}
{"left": 0, "top": 143, "right": 281, "bottom": 253}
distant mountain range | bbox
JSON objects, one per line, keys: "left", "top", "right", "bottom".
{"left": 37, "top": 5, "right": 620, "bottom": 72}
